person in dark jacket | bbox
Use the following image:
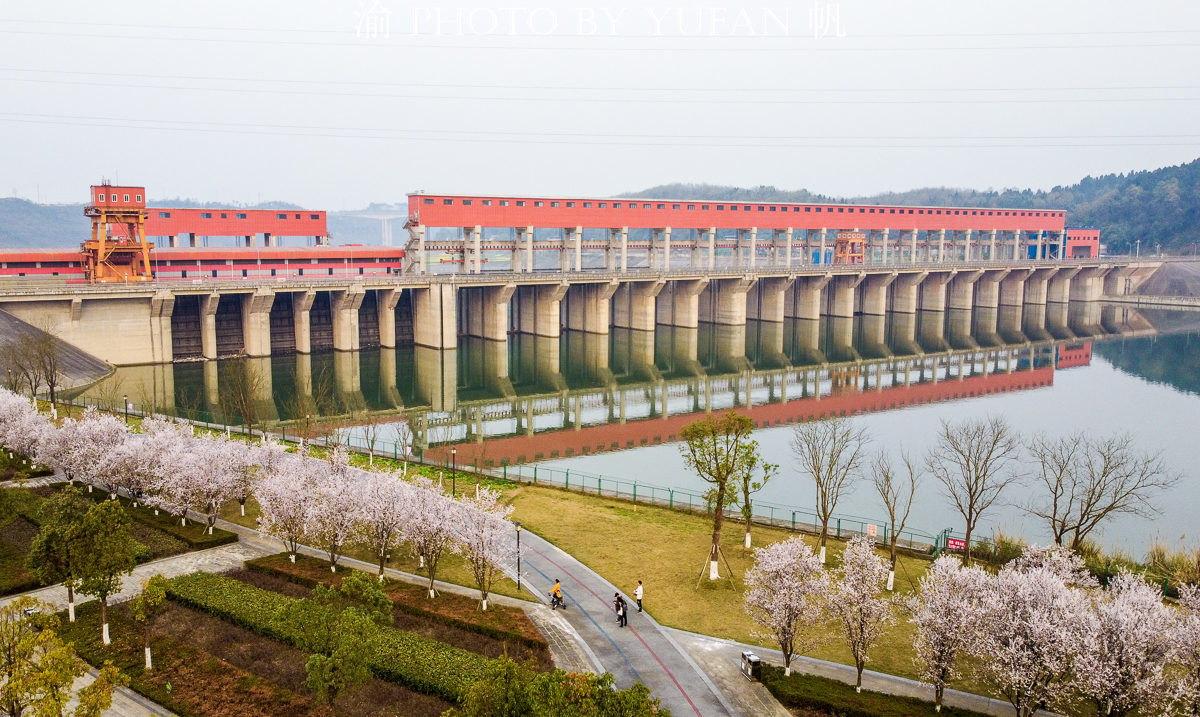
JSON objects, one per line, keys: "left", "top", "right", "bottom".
{"left": 613, "top": 592, "right": 628, "bottom": 627}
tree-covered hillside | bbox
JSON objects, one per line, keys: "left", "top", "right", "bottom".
{"left": 625, "top": 157, "right": 1200, "bottom": 256}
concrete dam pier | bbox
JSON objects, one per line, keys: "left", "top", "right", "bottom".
{"left": 0, "top": 259, "right": 1165, "bottom": 367}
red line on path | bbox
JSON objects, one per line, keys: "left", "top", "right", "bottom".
{"left": 530, "top": 545, "right": 705, "bottom": 717}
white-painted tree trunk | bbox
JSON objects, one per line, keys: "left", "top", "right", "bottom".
{"left": 709, "top": 560, "right": 720, "bottom": 580}
{"left": 88, "top": 485, "right": 92, "bottom": 493}
{"left": 856, "top": 686, "right": 861, "bottom": 693}
{"left": 68, "top": 602, "right": 75, "bottom": 623}
{"left": 102, "top": 623, "right": 110, "bottom": 645}
{"left": 181, "top": 517, "right": 186, "bottom": 526}
{"left": 419, "top": 555, "right": 425, "bottom": 568}
{"left": 429, "top": 588, "right": 436, "bottom": 598}
{"left": 145, "top": 647, "right": 153, "bottom": 669}
{"left": 785, "top": 666, "right": 792, "bottom": 676}
{"left": 481, "top": 599, "right": 488, "bottom": 611}
{"left": 331, "top": 565, "right": 337, "bottom": 573}
{"left": 887, "top": 570, "right": 895, "bottom": 591}
{"left": 240, "top": 504, "right": 246, "bottom": 516}
{"left": 154, "top": 509, "right": 159, "bottom": 515}
{"left": 744, "top": 533, "right": 752, "bottom": 548}
{"left": 289, "top": 553, "right": 296, "bottom": 563}
{"left": 936, "top": 705, "right": 942, "bottom": 713}
{"left": 819, "top": 546, "right": 826, "bottom": 564}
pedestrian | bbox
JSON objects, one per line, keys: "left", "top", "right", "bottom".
{"left": 613, "top": 593, "right": 627, "bottom": 627}
{"left": 634, "top": 580, "right": 643, "bottom": 613}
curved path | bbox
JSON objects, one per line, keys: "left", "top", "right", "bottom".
{"left": 518, "top": 530, "right": 737, "bottom": 717}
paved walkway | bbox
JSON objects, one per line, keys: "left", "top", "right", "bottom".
{"left": 517, "top": 530, "right": 737, "bottom": 717}
{"left": 3, "top": 485, "right": 1021, "bottom": 717}
{"left": 0, "top": 541, "right": 269, "bottom": 612}
{"left": 681, "top": 630, "right": 1022, "bottom": 717}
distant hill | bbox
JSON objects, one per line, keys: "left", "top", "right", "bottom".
{"left": 625, "top": 157, "right": 1200, "bottom": 256}
{"left": 0, "top": 199, "right": 90, "bottom": 249}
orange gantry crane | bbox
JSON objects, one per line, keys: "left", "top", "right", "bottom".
{"left": 82, "top": 182, "right": 154, "bottom": 282}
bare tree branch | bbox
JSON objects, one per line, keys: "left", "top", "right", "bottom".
{"left": 926, "top": 416, "right": 1023, "bottom": 566}
{"left": 790, "top": 417, "right": 871, "bottom": 561}
{"left": 1026, "top": 432, "right": 1178, "bottom": 551}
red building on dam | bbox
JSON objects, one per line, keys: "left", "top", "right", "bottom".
{"left": 404, "top": 192, "right": 1075, "bottom": 273}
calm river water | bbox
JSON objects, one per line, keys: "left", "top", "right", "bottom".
{"left": 72, "top": 304, "right": 1200, "bottom": 555}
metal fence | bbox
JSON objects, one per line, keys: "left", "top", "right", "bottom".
{"left": 39, "top": 392, "right": 978, "bottom": 557}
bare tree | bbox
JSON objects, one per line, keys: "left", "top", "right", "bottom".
{"left": 871, "top": 449, "right": 921, "bottom": 590}
{"left": 358, "top": 411, "right": 385, "bottom": 466}
{"left": 1026, "top": 432, "right": 1178, "bottom": 551}
{"left": 218, "top": 358, "right": 267, "bottom": 441}
{"left": 790, "top": 417, "right": 871, "bottom": 563}
{"left": 927, "top": 416, "right": 1023, "bottom": 566}
{"left": 91, "top": 374, "right": 127, "bottom": 414}
{"left": 4, "top": 340, "right": 45, "bottom": 403}
{"left": 29, "top": 319, "right": 65, "bottom": 412}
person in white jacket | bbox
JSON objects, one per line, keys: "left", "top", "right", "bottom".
{"left": 634, "top": 580, "right": 643, "bottom": 613}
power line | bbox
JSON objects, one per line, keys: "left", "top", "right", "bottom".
{"left": 1, "top": 17, "right": 1198, "bottom": 41}
{"left": 2, "top": 28, "right": 1200, "bottom": 52}
{"left": 6, "top": 77, "right": 1200, "bottom": 106}
{"left": 3, "top": 112, "right": 1199, "bottom": 149}
{"left": 3, "top": 66, "right": 1199, "bottom": 95}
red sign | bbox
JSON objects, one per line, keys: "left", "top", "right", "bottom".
{"left": 947, "top": 538, "right": 966, "bottom": 552}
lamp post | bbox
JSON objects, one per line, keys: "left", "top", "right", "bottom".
{"left": 515, "top": 521, "right": 522, "bottom": 593}
{"left": 451, "top": 446, "right": 457, "bottom": 496}
{"left": 123, "top": 394, "right": 128, "bottom": 424}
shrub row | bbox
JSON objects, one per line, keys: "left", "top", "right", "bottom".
{"left": 759, "top": 664, "right": 991, "bottom": 717}
{"left": 244, "top": 554, "right": 549, "bottom": 652}
{"left": 64, "top": 484, "right": 239, "bottom": 550}
{"left": 167, "top": 572, "right": 491, "bottom": 702}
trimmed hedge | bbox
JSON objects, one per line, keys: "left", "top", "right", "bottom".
{"left": 245, "top": 554, "right": 549, "bottom": 651}
{"left": 67, "top": 484, "right": 239, "bottom": 550}
{"left": 167, "top": 572, "right": 490, "bottom": 703}
{"left": 760, "top": 664, "right": 992, "bottom": 717}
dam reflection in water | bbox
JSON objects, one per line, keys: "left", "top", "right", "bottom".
{"left": 74, "top": 301, "right": 1165, "bottom": 467}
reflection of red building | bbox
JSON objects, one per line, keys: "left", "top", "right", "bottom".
{"left": 1055, "top": 342, "right": 1093, "bottom": 369}
{"left": 431, "top": 365, "right": 1056, "bottom": 468}
{"left": 1065, "top": 227, "right": 1100, "bottom": 258}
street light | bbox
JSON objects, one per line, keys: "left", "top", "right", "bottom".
{"left": 451, "top": 446, "right": 457, "bottom": 496}
{"left": 123, "top": 394, "right": 128, "bottom": 424}
{"left": 515, "top": 521, "right": 522, "bottom": 593}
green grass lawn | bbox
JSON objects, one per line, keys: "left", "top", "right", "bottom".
{"left": 505, "top": 482, "right": 972, "bottom": 688}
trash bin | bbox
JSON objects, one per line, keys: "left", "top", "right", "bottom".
{"left": 740, "top": 651, "right": 762, "bottom": 681}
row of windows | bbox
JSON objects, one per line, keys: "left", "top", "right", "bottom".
{"left": 152, "top": 257, "right": 398, "bottom": 267}
{"left": 167, "top": 267, "right": 386, "bottom": 278}
{"left": 96, "top": 193, "right": 142, "bottom": 202}
{"left": 425, "top": 197, "right": 1062, "bottom": 218}
{"left": 177, "top": 212, "right": 322, "bottom": 220}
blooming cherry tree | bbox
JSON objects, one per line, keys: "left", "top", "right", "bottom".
{"left": 454, "top": 485, "right": 516, "bottom": 611}
{"left": 254, "top": 454, "right": 311, "bottom": 561}
{"left": 0, "top": 389, "right": 48, "bottom": 460}
{"left": 358, "top": 470, "right": 414, "bottom": 578}
{"left": 910, "top": 555, "right": 989, "bottom": 711}
{"left": 829, "top": 536, "right": 895, "bottom": 691}
{"left": 743, "top": 536, "right": 830, "bottom": 676}
{"left": 307, "top": 446, "right": 361, "bottom": 571}
{"left": 1173, "top": 584, "right": 1200, "bottom": 717}
{"left": 1074, "top": 571, "right": 1174, "bottom": 717}
{"left": 969, "top": 548, "right": 1088, "bottom": 717}
{"left": 404, "top": 477, "right": 460, "bottom": 599}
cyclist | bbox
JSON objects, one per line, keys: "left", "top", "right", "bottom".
{"left": 549, "top": 579, "right": 566, "bottom": 610}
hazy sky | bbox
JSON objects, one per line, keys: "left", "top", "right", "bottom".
{"left": 2, "top": 0, "right": 1199, "bottom": 209}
